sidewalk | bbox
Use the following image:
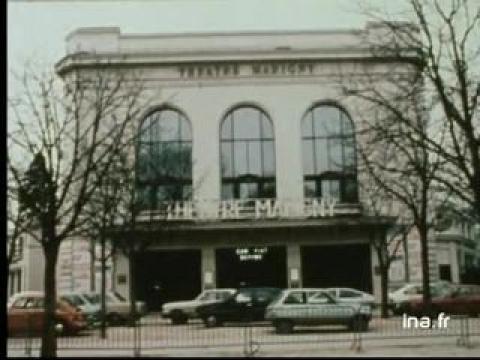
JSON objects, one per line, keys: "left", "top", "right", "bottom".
{"left": 8, "top": 340, "right": 480, "bottom": 357}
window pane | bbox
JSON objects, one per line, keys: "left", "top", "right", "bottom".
{"left": 247, "top": 141, "right": 262, "bottom": 176}
{"left": 315, "top": 139, "right": 328, "bottom": 173}
{"left": 239, "top": 182, "right": 258, "bottom": 199}
{"left": 344, "top": 178, "right": 358, "bottom": 203}
{"left": 262, "top": 141, "right": 275, "bottom": 176}
{"left": 260, "top": 116, "right": 274, "bottom": 139}
{"left": 221, "top": 115, "right": 233, "bottom": 140}
{"left": 234, "top": 142, "right": 248, "bottom": 176}
{"left": 177, "top": 143, "right": 192, "bottom": 178}
{"left": 314, "top": 107, "right": 341, "bottom": 137}
{"left": 304, "top": 180, "right": 316, "bottom": 198}
{"left": 221, "top": 184, "right": 234, "bottom": 199}
{"left": 157, "top": 185, "right": 180, "bottom": 202}
{"left": 261, "top": 181, "right": 276, "bottom": 198}
{"left": 343, "top": 138, "right": 356, "bottom": 172}
{"left": 233, "top": 108, "right": 261, "bottom": 140}
{"left": 328, "top": 137, "right": 343, "bottom": 172}
{"left": 159, "top": 110, "right": 180, "bottom": 141}
{"left": 302, "top": 139, "right": 314, "bottom": 175}
{"left": 322, "top": 180, "right": 340, "bottom": 201}
{"left": 221, "top": 142, "right": 233, "bottom": 177}
{"left": 182, "top": 184, "right": 193, "bottom": 200}
{"left": 136, "top": 185, "right": 151, "bottom": 209}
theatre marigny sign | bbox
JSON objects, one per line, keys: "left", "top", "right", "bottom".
{"left": 153, "top": 198, "right": 343, "bottom": 221}
{"left": 177, "top": 61, "right": 316, "bottom": 79}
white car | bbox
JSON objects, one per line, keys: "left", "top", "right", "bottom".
{"left": 162, "top": 288, "right": 236, "bottom": 324}
{"left": 388, "top": 281, "right": 452, "bottom": 315}
{"left": 7, "top": 291, "right": 44, "bottom": 309}
{"left": 265, "top": 288, "right": 372, "bottom": 334}
{"left": 83, "top": 291, "right": 147, "bottom": 324}
{"left": 325, "top": 288, "right": 375, "bottom": 308}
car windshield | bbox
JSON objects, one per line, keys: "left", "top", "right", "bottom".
{"left": 62, "top": 295, "right": 84, "bottom": 306}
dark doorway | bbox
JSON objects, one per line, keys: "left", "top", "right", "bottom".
{"left": 134, "top": 249, "right": 201, "bottom": 311}
{"left": 216, "top": 246, "right": 287, "bottom": 288}
{"left": 301, "top": 244, "right": 372, "bottom": 292}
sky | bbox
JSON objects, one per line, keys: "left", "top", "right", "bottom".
{"left": 8, "top": 0, "right": 400, "bottom": 77}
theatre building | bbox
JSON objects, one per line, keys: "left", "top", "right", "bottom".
{"left": 56, "top": 23, "right": 413, "bottom": 310}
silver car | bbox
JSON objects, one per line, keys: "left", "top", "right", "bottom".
{"left": 162, "top": 288, "right": 236, "bottom": 325}
{"left": 265, "top": 288, "right": 372, "bottom": 334}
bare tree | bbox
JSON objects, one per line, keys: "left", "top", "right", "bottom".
{"left": 356, "top": 0, "right": 480, "bottom": 219}
{"left": 8, "top": 63, "right": 147, "bottom": 357}
{"left": 360, "top": 180, "right": 413, "bottom": 318}
{"left": 342, "top": 55, "right": 445, "bottom": 306}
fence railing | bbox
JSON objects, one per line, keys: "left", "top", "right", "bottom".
{"left": 7, "top": 307, "right": 480, "bottom": 357}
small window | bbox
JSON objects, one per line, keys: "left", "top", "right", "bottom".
{"left": 308, "top": 292, "right": 332, "bottom": 304}
{"left": 12, "top": 297, "right": 28, "bottom": 309}
{"left": 235, "top": 292, "right": 252, "bottom": 303}
{"left": 339, "top": 290, "right": 361, "bottom": 298}
{"left": 283, "top": 292, "right": 305, "bottom": 305}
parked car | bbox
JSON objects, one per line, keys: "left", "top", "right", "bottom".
{"left": 325, "top": 287, "right": 375, "bottom": 308}
{"left": 7, "top": 292, "right": 87, "bottom": 336}
{"left": 265, "top": 288, "right": 372, "bottom": 334}
{"left": 388, "top": 281, "right": 453, "bottom": 315}
{"left": 83, "top": 291, "right": 147, "bottom": 325}
{"left": 162, "top": 288, "right": 236, "bottom": 324}
{"left": 196, "top": 287, "right": 282, "bottom": 327}
{"left": 59, "top": 292, "right": 101, "bottom": 328}
{"left": 405, "top": 284, "right": 480, "bottom": 318}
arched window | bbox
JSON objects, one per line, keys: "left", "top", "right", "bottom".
{"left": 136, "top": 108, "right": 192, "bottom": 209}
{"left": 220, "top": 106, "right": 276, "bottom": 199}
{"left": 302, "top": 104, "right": 357, "bottom": 203}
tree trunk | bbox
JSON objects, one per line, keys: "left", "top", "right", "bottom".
{"left": 90, "top": 238, "right": 96, "bottom": 293}
{"left": 100, "top": 233, "right": 107, "bottom": 339}
{"left": 418, "top": 222, "right": 432, "bottom": 307}
{"left": 41, "top": 241, "right": 60, "bottom": 357}
{"left": 128, "top": 252, "right": 137, "bottom": 327}
{"left": 380, "top": 265, "right": 390, "bottom": 318}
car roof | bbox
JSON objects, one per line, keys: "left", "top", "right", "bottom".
{"left": 205, "top": 288, "right": 236, "bottom": 292}
{"left": 10, "top": 291, "right": 44, "bottom": 298}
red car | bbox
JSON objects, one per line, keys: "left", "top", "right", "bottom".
{"left": 406, "top": 285, "right": 480, "bottom": 318}
{"left": 8, "top": 292, "right": 87, "bottom": 337}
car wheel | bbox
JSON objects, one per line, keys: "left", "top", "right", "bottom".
{"left": 171, "top": 311, "right": 188, "bottom": 325}
{"left": 275, "top": 320, "right": 293, "bottom": 334}
{"left": 204, "top": 315, "right": 222, "bottom": 328}
{"left": 350, "top": 316, "right": 369, "bottom": 332}
{"left": 55, "top": 322, "right": 65, "bottom": 336}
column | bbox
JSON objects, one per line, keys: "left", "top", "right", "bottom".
{"left": 201, "top": 246, "right": 216, "bottom": 289}
{"left": 287, "top": 244, "right": 302, "bottom": 288}
{"left": 449, "top": 242, "right": 460, "bottom": 283}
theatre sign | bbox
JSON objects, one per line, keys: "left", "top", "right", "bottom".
{"left": 178, "top": 61, "right": 316, "bottom": 79}
{"left": 138, "top": 198, "right": 361, "bottom": 222}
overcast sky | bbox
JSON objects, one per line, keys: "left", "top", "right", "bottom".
{"left": 8, "top": 0, "right": 403, "bottom": 73}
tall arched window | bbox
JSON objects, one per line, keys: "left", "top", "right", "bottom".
{"left": 302, "top": 104, "right": 357, "bottom": 203}
{"left": 136, "top": 108, "right": 192, "bottom": 209}
{"left": 220, "top": 106, "right": 276, "bottom": 199}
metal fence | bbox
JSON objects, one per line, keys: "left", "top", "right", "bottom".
{"left": 7, "top": 308, "right": 480, "bottom": 357}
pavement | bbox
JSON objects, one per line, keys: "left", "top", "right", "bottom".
{"left": 8, "top": 337, "right": 480, "bottom": 357}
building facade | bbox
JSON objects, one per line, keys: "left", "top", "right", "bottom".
{"left": 52, "top": 23, "right": 428, "bottom": 310}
